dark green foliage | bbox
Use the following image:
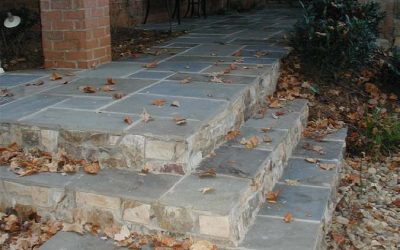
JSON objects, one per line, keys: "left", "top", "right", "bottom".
{"left": 290, "top": 0, "right": 384, "bottom": 77}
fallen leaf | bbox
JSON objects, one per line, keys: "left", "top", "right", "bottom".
{"left": 229, "top": 63, "right": 238, "bottom": 70}
{"left": 260, "top": 127, "right": 272, "bottom": 133}
{"left": 106, "top": 78, "right": 116, "bottom": 85}
{"left": 199, "top": 187, "right": 215, "bottom": 194}
{"left": 197, "top": 168, "right": 216, "bottom": 178}
{"left": 303, "top": 143, "right": 325, "bottom": 154}
{"left": 181, "top": 77, "right": 192, "bottom": 84}
{"left": 305, "top": 158, "right": 318, "bottom": 163}
{"left": 83, "top": 162, "right": 100, "bottom": 174}
{"left": 225, "top": 130, "right": 241, "bottom": 140}
{"left": 391, "top": 199, "right": 400, "bottom": 207}
{"left": 0, "top": 233, "right": 9, "bottom": 245}
{"left": 265, "top": 190, "right": 280, "bottom": 203}
{"left": 190, "top": 240, "right": 218, "bottom": 250}
{"left": 79, "top": 85, "right": 96, "bottom": 93}
{"left": 62, "top": 222, "right": 84, "bottom": 235}
{"left": 101, "top": 85, "right": 114, "bottom": 92}
{"left": 285, "top": 179, "right": 300, "bottom": 185}
{"left": 332, "top": 232, "right": 346, "bottom": 245}
{"left": 174, "top": 116, "right": 187, "bottom": 125}
{"left": 171, "top": 100, "right": 180, "bottom": 107}
{"left": 263, "top": 135, "right": 272, "bottom": 143}
{"left": 124, "top": 116, "right": 133, "bottom": 125}
{"left": 255, "top": 50, "right": 269, "bottom": 58}
{"left": 143, "top": 60, "right": 158, "bottom": 68}
{"left": 114, "top": 225, "right": 130, "bottom": 241}
{"left": 283, "top": 212, "right": 293, "bottom": 223}
{"left": 269, "top": 99, "right": 282, "bottom": 108}
{"left": 63, "top": 164, "right": 77, "bottom": 173}
{"left": 113, "top": 92, "right": 125, "bottom": 99}
{"left": 232, "top": 50, "right": 242, "bottom": 57}
{"left": 50, "top": 72, "right": 62, "bottom": 81}
{"left": 319, "top": 162, "right": 336, "bottom": 171}
{"left": 141, "top": 108, "right": 153, "bottom": 123}
{"left": 151, "top": 98, "right": 167, "bottom": 106}
{"left": 240, "top": 136, "right": 259, "bottom": 149}
{"left": 210, "top": 75, "right": 224, "bottom": 83}
{"left": 33, "top": 80, "right": 44, "bottom": 86}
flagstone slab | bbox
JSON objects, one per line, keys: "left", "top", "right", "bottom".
{"left": 203, "top": 64, "right": 271, "bottom": 77}
{"left": 103, "top": 93, "right": 228, "bottom": 121}
{"left": 197, "top": 146, "right": 271, "bottom": 178}
{"left": 20, "top": 108, "right": 133, "bottom": 133}
{"left": 239, "top": 216, "right": 320, "bottom": 250}
{"left": 0, "top": 95, "right": 67, "bottom": 122}
{"left": 166, "top": 72, "right": 256, "bottom": 85}
{"left": 292, "top": 139, "right": 345, "bottom": 161}
{"left": 0, "top": 74, "right": 45, "bottom": 88}
{"left": 139, "top": 80, "right": 247, "bottom": 101}
{"left": 68, "top": 168, "right": 181, "bottom": 203}
{"left": 78, "top": 62, "right": 143, "bottom": 78}
{"left": 145, "top": 61, "right": 211, "bottom": 73}
{"left": 127, "top": 71, "right": 175, "bottom": 79}
{"left": 181, "top": 44, "right": 243, "bottom": 57}
{"left": 54, "top": 97, "right": 112, "bottom": 110}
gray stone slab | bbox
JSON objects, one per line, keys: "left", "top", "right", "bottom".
{"left": 21, "top": 108, "right": 133, "bottom": 133}
{"left": 78, "top": 62, "right": 143, "bottom": 78}
{"left": 197, "top": 146, "right": 271, "bottom": 178}
{"left": 245, "top": 112, "right": 301, "bottom": 131}
{"left": 166, "top": 72, "right": 256, "bottom": 85}
{"left": 160, "top": 174, "right": 251, "bottom": 214}
{"left": 171, "top": 37, "right": 231, "bottom": 44}
{"left": 140, "top": 80, "right": 246, "bottom": 101}
{"left": 324, "top": 128, "right": 348, "bottom": 142}
{"left": 168, "top": 55, "right": 277, "bottom": 65}
{"left": 103, "top": 93, "right": 228, "bottom": 121}
{"left": 292, "top": 139, "right": 345, "bottom": 161}
{"left": 118, "top": 48, "right": 186, "bottom": 63}
{"left": 240, "top": 50, "right": 287, "bottom": 59}
{"left": 203, "top": 64, "right": 271, "bottom": 77}
{"left": 280, "top": 158, "right": 337, "bottom": 188}
{"left": 0, "top": 95, "right": 67, "bottom": 122}
{"left": 0, "top": 167, "right": 82, "bottom": 188}
{"left": 54, "top": 97, "right": 112, "bottom": 110}
{"left": 243, "top": 45, "right": 290, "bottom": 52}
{"left": 239, "top": 216, "right": 320, "bottom": 250}
{"left": 225, "top": 127, "right": 288, "bottom": 151}
{"left": 0, "top": 74, "right": 45, "bottom": 88}
{"left": 164, "top": 42, "right": 199, "bottom": 48}
{"left": 146, "top": 61, "right": 210, "bottom": 73}
{"left": 43, "top": 77, "right": 156, "bottom": 97}
{"left": 259, "top": 184, "right": 330, "bottom": 221}
{"left": 39, "top": 232, "right": 125, "bottom": 250}
{"left": 182, "top": 44, "right": 243, "bottom": 57}
{"left": 127, "top": 117, "right": 201, "bottom": 140}
{"left": 128, "top": 71, "right": 174, "bottom": 79}
{"left": 69, "top": 168, "right": 180, "bottom": 202}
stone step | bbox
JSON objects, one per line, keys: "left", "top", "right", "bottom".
{"left": 0, "top": 99, "right": 309, "bottom": 246}
{"left": 236, "top": 128, "right": 347, "bottom": 250}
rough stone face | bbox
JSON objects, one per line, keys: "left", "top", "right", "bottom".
{"left": 119, "top": 135, "right": 145, "bottom": 169}
{"left": 122, "top": 201, "right": 152, "bottom": 225}
{"left": 75, "top": 192, "right": 121, "bottom": 210}
{"left": 40, "top": 129, "right": 59, "bottom": 152}
{"left": 199, "top": 215, "right": 230, "bottom": 238}
{"left": 153, "top": 205, "right": 194, "bottom": 232}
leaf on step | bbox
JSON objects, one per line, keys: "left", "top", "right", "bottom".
{"left": 319, "top": 162, "right": 336, "bottom": 171}
{"left": 263, "top": 135, "right": 272, "bottom": 143}
{"left": 255, "top": 50, "right": 269, "bottom": 58}
{"left": 190, "top": 240, "right": 218, "bottom": 250}
{"left": 171, "top": 100, "right": 180, "bottom": 107}
{"left": 63, "top": 164, "right": 77, "bottom": 173}
{"left": 101, "top": 85, "right": 114, "bottom": 92}
{"left": 174, "top": 116, "right": 187, "bottom": 125}
{"left": 275, "top": 111, "right": 285, "bottom": 116}
{"left": 265, "top": 190, "right": 281, "bottom": 203}
{"left": 79, "top": 85, "right": 97, "bottom": 93}
{"left": 62, "top": 222, "right": 84, "bottom": 235}
{"left": 151, "top": 98, "right": 166, "bottom": 106}
{"left": 124, "top": 116, "right": 133, "bottom": 125}
{"left": 305, "top": 158, "right": 318, "bottom": 163}
{"left": 210, "top": 76, "right": 224, "bottom": 83}
{"left": 269, "top": 99, "right": 282, "bottom": 108}
{"left": 332, "top": 232, "right": 346, "bottom": 245}
{"left": 83, "top": 162, "right": 100, "bottom": 174}
{"left": 260, "top": 127, "right": 272, "bottom": 133}
{"left": 284, "top": 179, "right": 300, "bottom": 186}
{"left": 199, "top": 187, "right": 215, "bottom": 194}
{"left": 240, "top": 136, "right": 259, "bottom": 149}
{"left": 50, "top": 72, "right": 62, "bottom": 81}
{"left": 181, "top": 77, "right": 192, "bottom": 84}
{"left": 106, "top": 78, "right": 116, "bottom": 85}
{"left": 143, "top": 60, "right": 159, "bottom": 68}
{"left": 113, "top": 92, "right": 125, "bottom": 99}
{"left": 232, "top": 50, "right": 242, "bottom": 57}
{"left": 197, "top": 168, "right": 216, "bottom": 178}
{"left": 114, "top": 225, "right": 130, "bottom": 242}
{"left": 283, "top": 212, "right": 293, "bottom": 223}
{"left": 229, "top": 63, "right": 238, "bottom": 70}
{"left": 141, "top": 108, "right": 153, "bottom": 123}
{"left": 303, "top": 143, "right": 325, "bottom": 154}
{"left": 33, "top": 80, "right": 44, "bottom": 86}
{"left": 225, "top": 130, "right": 241, "bottom": 141}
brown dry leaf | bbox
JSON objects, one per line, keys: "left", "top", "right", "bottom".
{"left": 113, "top": 92, "right": 125, "bottom": 99}
{"left": 50, "top": 72, "right": 62, "bottom": 81}
{"left": 181, "top": 77, "right": 192, "bottom": 84}
{"left": 174, "top": 116, "right": 187, "bottom": 125}
{"left": 199, "top": 187, "right": 215, "bottom": 194}
{"left": 141, "top": 108, "right": 153, "bottom": 123}
{"left": 190, "top": 240, "right": 218, "bottom": 250}
{"left": 303, "top": 143, "right": 325, "bottom": 154}
{"left": 269, "top": 99, "right": 282, "bottom": 108}
{"left": 283, "top": 212, "right": 293, "bottom": 223}
{"left": 63, "top": 164, "right": 77, "bottom": 173}
{"left": 305, "top": 158, "right": 318, "bottom": 163}
{"left": 263, "top": 135, "right": 272, "bottom": 143}
{"left": 365, "top": 83, "right": 380, "bottom": 97}
{"left": 0, "top": 233, "right": 9, "bottom": 245}
{"left": 240, "top": 136, "right": 259, "bottom": 149}
{"left": 143, "top": 60, "right": 158, "bottom": 68}
{"left": 391, "top": 199, "right": 400, "bottom": 207}
{"left": 106, "top": 78, "right": 116, "bottom": 85}
{"left": 101, "top": 85, "right": 114, "bottom": 92}
{"left": 260, "top": 127, "right": 272, "bottom": 133}
{"left": 83, "top": 162, "right": 100, "bottom": 174}
{"left": 114, "top": 225, "right": 130, "bottom": 242}
{"left": 124, "top": 116, "right": 133, "bottom": 125}
{"left": 319, "top": 162, "right": 336, "bottom": 171}
{"left": 62, "top": 222, "right": 84, "bottom": 235}
{"left": 225, "top": 130, "right": 241, "bottom": 140}
{"left": 151, "top": 98, "right": 167, "bottom": 106}
{"left": 332, "top": 232, "right": 346, "bottom": 245}
{"left": 171, "top": 100, "right": 180, "bottom": 107}
{"left": 210, "top": 75, "right": 224, "bottom": 83}
{"left": 232, "top": 50, "right": 242, "bottom": 57}
{"left": 255, "top": 50, "right": 269, "bottom": 58}
{"left": 265, "top": 190, "right": 280, "bottom": 203}
{"left": 79, "top": 85, "right": 97, "bottom": 93}
{"left": 197, "top": 168, "right": 216, "bottom": 178}
{"left": 229, "top": 63, "right": 238, "bottom": 70}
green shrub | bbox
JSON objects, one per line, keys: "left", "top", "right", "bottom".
{"left": 290, "top": 0, "right": 384, "bottom": 77}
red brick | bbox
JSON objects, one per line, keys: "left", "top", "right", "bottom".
{"left": 63, "top": 10, "right": 85, "bottom": 20}
{"left": 53, "top": 20, "right": 74, "bottom": 30}
{"left": 43, "top": 31, "right": 64, "bottom": 40}
{"left": 51, "top": 0, "right": 72, "bottom": 10}
{"left": 53, "top": 40, "right": 80, "bottom": 50}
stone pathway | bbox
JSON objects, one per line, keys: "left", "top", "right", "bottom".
{"left": 0, "top": 7, "right": 347, "bottom": 250}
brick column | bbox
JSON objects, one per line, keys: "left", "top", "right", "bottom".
{"left": 40, "top": 0, "right": 112, "bottom": 69}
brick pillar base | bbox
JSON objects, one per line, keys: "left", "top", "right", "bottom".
{"left": 40, "top": 0, "right": 112, "bottom": 69}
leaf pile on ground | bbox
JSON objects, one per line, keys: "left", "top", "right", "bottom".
{"left": 0, "top": 143, "right": 100, "bottom": 176}
{"left": 111, "top": 29, "right": 186, "bottom": 60}
{"left": 325, "top": 156, "right": 399, "bottom": 249}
